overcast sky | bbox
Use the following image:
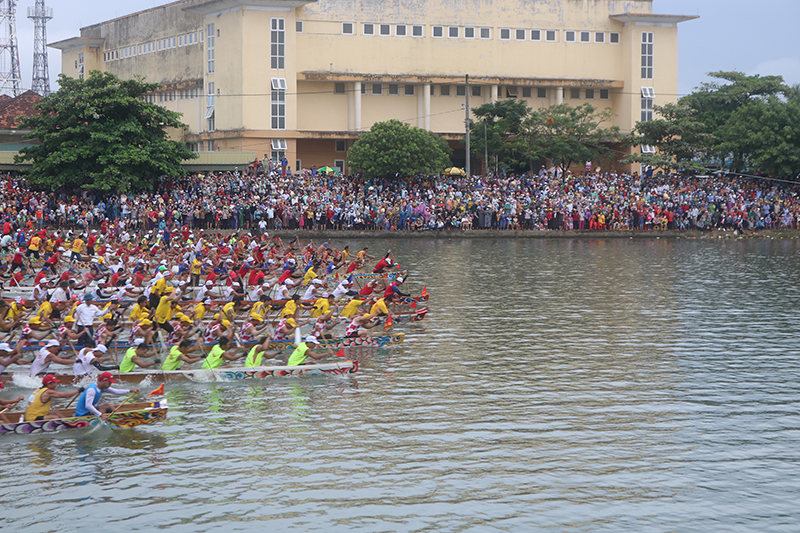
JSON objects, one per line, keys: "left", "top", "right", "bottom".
{"left": 9, "top": 0, "right": 800, "bottom": 97}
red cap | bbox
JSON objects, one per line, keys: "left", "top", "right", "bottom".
{"left": 98, "top": 372, "right": 117, "bottom": 384}
{"left": 42, "top": 374, "right": 60, "bottom": 385}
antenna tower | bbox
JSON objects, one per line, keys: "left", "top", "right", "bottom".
{"left": 28, "top": 0, "right": 52, "bottom": 96}
{"left": 0, "top": 0, "right": 21, "bottom": 97}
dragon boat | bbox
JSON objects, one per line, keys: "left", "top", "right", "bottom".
{"left": 0, "top": 400, "right": 168, "bottom": 436}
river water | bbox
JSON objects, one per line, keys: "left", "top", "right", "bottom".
{"left": 2, "top": 237, "right": 800, "bottom": 532}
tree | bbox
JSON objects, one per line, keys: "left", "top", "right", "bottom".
{"left": 623, "top": 103, "right": 713, "bottom": 172}
{"left": 523, "top": 103, "right": 620, "bottom": 170}
{"left": 17, "top": 71, "right": 196, "bottom": 192}
{"left": 467, "top": 99, "right": 529, "bottom": 173}
{"left": 717, "top": 96, "right": 800, "bottom": 176}
{"left": 347, "top": 119, "right": 452, "bottom": 178}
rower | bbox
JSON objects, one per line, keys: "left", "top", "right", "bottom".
{"left": 0, "top": 341, "right": 25, "bottom": 373}
{"left": 120, "top": 339, "right": 160, "bottom": 373}
{"left": 372, "top": 254, "right": 393, "bottom": 273}
{"left": 29, "top": 340, "right": 74, "bottom": 377}
{"left": 244, "top": 335, "right": 275, "bottom": 367}
{"left": 301, "top": 279, "right": 324, "bottom": 300}
{"left": 384, "top": 277, "right": 409, "bottom": 299}
{"left": 24, "top": 374, "right": 81, "bottom": 421}
{"left": 240, "top": 314, "right": 269, "bottom": 343}
{"left": 286, "top": 336, "right": 334, "bottom": 366}
{"left": 74, "top": 344, "right": 118, "bottom": 376}
{"left": 74, "top": 372, "right": 140, "bottom": 421}
{"left": 201, "top": 336, "right": 244, "bottom": 369}
{"left": 162, "top": 339, "right": 203, "bottom": 371}
{"left": 344, "top": 309, "right": 381, "bottom": 338}
{"left": 331, "top": 278, "right": 357, "bottom": 301}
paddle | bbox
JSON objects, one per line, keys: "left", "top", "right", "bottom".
{"left": 0, "top": 398, "right": 22, "bottom": 416}
{"left": 106, "top": 392, "right": 138, "bottom": 418}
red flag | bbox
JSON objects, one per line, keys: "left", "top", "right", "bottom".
{"left": 421, "top": 286, "right": 428, "bottom": 296}
{"left": 148, "top": 384, "right": 165, "bottom": 398}
{"left": 384, "top": 315, "right": 393, "bottom": 330}
{"left": 334, "top": 349, "right": 346, "bottom": 358}
{"left": 409, "top": 301, "right": 417, "bottom": 308}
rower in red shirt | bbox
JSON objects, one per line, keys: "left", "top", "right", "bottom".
{"left": 372, "top": 255, "right": 393, "bottom": 273}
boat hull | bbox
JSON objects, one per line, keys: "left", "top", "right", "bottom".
{"left": 0, "top": 401, "right": 167, "bottom": 436}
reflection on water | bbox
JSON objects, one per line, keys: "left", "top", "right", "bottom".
{"left": 2, "top": 238, "right": 800, "bottom": 531}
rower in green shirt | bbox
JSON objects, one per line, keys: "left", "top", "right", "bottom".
{"left": 244, "top": 335, "right": 277, "bottom": 367}
{"left": 201, "top": 337, "right": 244, "bottom": 369}
{"left": 162, "top": 340, "right": 203, "bottom": 371}
{"left": 120, "top": 340, "right": 160, "bottom": 373}
{"left": 286, "top": 336, "right": 335, "bottom": 366}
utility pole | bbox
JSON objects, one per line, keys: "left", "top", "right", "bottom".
{"left": 0, "top": 0, "right": 22, "bottom": 97}
{"left": 484, "top": 121, "right": 488, "bottom": 176}
{"left": 28, "top": 0, "right": 53, "bottom": 96}
{"left": 465, "top": 74, "right": 470, "bottom": 177}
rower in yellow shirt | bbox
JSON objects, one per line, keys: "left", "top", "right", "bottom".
{"left": 310, "top": 293, "right": 332, "bottom": 318}
{"left": 340, "top": 299, "right": 364, "bottom": 319}
{"left": 302, "top": 265, "right": 317, "bottom": 285}
{"left": 154, "top": 288, "right": 180, "bottom": 334}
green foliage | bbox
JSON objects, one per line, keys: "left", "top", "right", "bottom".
{"left": 717, "top": 95, "right": 800, "bottom": 176}
{"left": 347, "top": 119, "right": 452, "bottom": 178}
{"left": 623, "top": 103, "right": 713, "bottom": 172}
{"left": 524, "top": 103, "right": 620, "bottom": 170}
{"left": 16, "top": 71, "right": 196, "bottom": 192}
{"left": 468, "top": 99, "right": 530, "bottom": 172}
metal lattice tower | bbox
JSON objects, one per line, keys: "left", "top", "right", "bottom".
{"left": 28, "top": 0, "right": 52, "bottom": 96}
{"left": 0, "top": 0, "right": 21, "bottom": 97}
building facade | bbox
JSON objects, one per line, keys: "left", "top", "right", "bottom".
{"left": 50, "top": 0, "right": 696, "bottom": 174}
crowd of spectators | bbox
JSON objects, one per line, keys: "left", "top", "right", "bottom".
{"left": 2, "top": 166, "right": 800, "bottom": 239}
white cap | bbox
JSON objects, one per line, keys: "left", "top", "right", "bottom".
{"left": 38, "top": 277, "right": 48, "bottom": 283}
{"left": 134, "top": 338, "right": 145, "bottom": 346}
{"left": 95, "top": 344, "right": 108, "bottom": 353}
{"left": 304, "top": 336, "right": 318, "bottom": 344}
{"left": 205, "top": 280, "right": 213, "bottom": 286}
{"left": 203, "top": 298, "right": 212, "bottom": 304}
{"left": 322, "top": 292, "right": 330, "bottom": 298}
{"left": 284, "top": 280, "right": 295, "bottom": 286}
{"left": 46, "top": 340, "right": 60, "bottom": 348}
{"left": 0, "top": 342, "right": 11, "bottom": 351}
{"left": 232, "top": 282, "right": 240, "bottom": 287}
{"left": 397, "top": 277, "right": 404, "bottom": 283}
{"left": 312, "top": 279, "right": 323, "bottom": 285}
{"left": 225, "top": 259, "right": 233, "bottom": 263}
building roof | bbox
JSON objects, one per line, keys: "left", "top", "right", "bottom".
{"left": 48, "top": 37, "right": 105, "bottom": 52}
{"left": 610, "top": 13, "right": 699, "bottom": 25}
{"left": 0, "top": 91, "right": 42, "bottom": 130}
{"left": 183, "top": 0, "right": 317, "bottom": 15}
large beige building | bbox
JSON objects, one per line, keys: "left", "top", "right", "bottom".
{"left": 51, "top": 0, "right": 696, "bottom": 174}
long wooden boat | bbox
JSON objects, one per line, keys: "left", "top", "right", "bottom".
{"left": 328, "top": 270, "right": 406, "bottom": 282}
{"left": 0, "top": 400, "right": 167, "bottom": 436}
{"left": 36, "top": 360, "right": 360, "bottom": 385}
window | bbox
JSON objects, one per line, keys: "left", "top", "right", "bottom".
{"left": 449, "top": 26, "right": 459, "bottom": 38}
{"left": 545, "top": 30, "right": 556, "bottom": 42}
{"left": 361, "top": 83, "right": 366, "bottom": 94}
{"left": 440, "top": 85, "right": 451, "bottom": 96}
{"left": 595, "top": 32, "right": 605, "bottom": 43}
{"left": 207, "top": 23, "right": 215, "bottom": 72}
{"left": 641, "top": 32, "right": 653, "bottom": 78}
{"left": 522, "top": 87, "right": 532, "bottom": 98}
{"left": 565, "top": 31, "right": 575, "bottom": 42}
{"left": 404, "top": 84, "right": 415, "bottom": 96}
{"left": 456, "top": 85, "right": 466, "bottom": 97}
{"left": 272, "top": 89, "right": 286, "bottom": 129}
{"left": 500, "top": 28, "right": 511, "bottom": 40}
{"left": 472, "top": 85, "right": 482, "bottom": 97}
{"left": 334, "top": 160, "right": 345, "bottom": 174}
{"left": 585, "top": 89, "right": 595, "bottom": 99}
{"left": 515, "top": 29, "right": 526, "bottom": 40}
{"left": 271, "top": 19, "right": 285, "bottom": 69}
{"left": 432, "top": 26, "right": 443, "bottom": 38}
{"left": 334, "top": 82, "right": 346, "bottom": 94}
{"left": 580, "top": 31, "right": 590, "bottom": 43}
{"left": 207, "top": 82, "right": 215, "bottom": 106}
{"left": 207, "top": 140, "right": 215, "bottom": 152}
{"left": 342, "top": 23, "right": 354, "bottom": 35}
{"left": 363, "top": 23, "right": 374, "bottom": 35}
{"left": 388, "top": 84, "right": 399, "bottom": 95}
{"left": 641, "top": 145, "right": 656, "bottom": 154}
{"left": 412, "top": 25, "right": 423, "bottom": 37}
{"left": 464, "top": 27, "right": 475, "bottom": 39}
{"left": 600, "top": 89, "right": 610, "bottom": 100}
{"left": 641, "top": 87, "right": 656, "bottom": 98}
{"left": 207, "top": 114, "right": 215, "bottom": 132}
{"left": 271, "top": 139, "right": 288, "bottom": 150}
{"left": 380, "top": 24, "right": 391, "bottom": 36}
{"left": 530, "top": 29, "right": 541, "bottom": 41}
{"left": 205, "top": 105, "right": 214, "bottom": 120}
{"left": 430, "top": 85, "right": 435, "bottom": 95}
{"left": 172, "top": 37, "right": 176, "bottom": 48}
{"left": 296, "top": 20, "right": 303, "bottom": 33}
{"left": 480, "top": 27, "right": 491, "bottom": 39}
{"left": 372, "top": 83, "right": 382, "bottom": 95}
{"left": 610, "top": 32, "right": 620, "bottom": 44}
{"left": 271, "top": 150, "right": 284, "bottom": 161}
{"left": 296, "top": 160, "right": 301, "bottom": 171}
{"left": 396, "top": 24, "right": 407, "bottom": 36}
{"left": 641, "top": 97, "right": 653, "bottom": 122}
{"left": 335, "top": 140, "right": 346, "bottom": 152}
{"left": 271, "top": 78, "right": 288, "bottom": 90}
{"left": 570, "top": 88, "right": 580, "bottom": 99}
{"left": 505, "top": 87, "right": 517, "bottom": 98}
{"left": 537, "top": 88, "right": 547, "bottom": 98}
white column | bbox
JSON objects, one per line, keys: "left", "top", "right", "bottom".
{"left": 417, "top": 86, "right": 424, "bottom": 128}
{"left": 491, "top": 84, "right": 499, "bottom": 103}
{"left": 556, "top": 86, "right": 563, "bottom": 105}
{"left": 423, "top": 83, "right": 431, "bottom": 131}
{"left": 354, "top": 81, "right": 362, "bottom": 130}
